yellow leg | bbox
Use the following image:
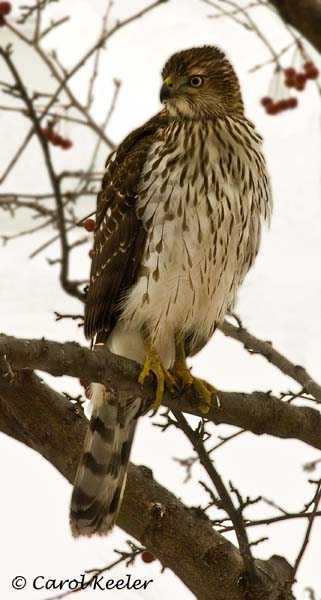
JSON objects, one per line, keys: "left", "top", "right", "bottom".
{"left": 171, "top": 340, "right": 216, "bottom": 415}
{"left": 138, "top": 343, "right": 175, "bottom": 410}
{"left": 171, "top": 339, "right": 194, "bottom": 386}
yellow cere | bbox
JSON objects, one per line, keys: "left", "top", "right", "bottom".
{"left": 164, "top": 75, "right": 173, "bottom": 88}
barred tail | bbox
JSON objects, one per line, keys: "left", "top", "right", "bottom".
{"left": 70, "top": 383, "right": 141, "bottom": 537}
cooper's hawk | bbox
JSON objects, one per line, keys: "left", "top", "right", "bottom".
{"left": 70, "top": 46, "right": 271, "bottom": 536}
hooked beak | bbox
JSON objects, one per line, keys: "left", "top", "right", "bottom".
{"left": 160, "top": 75, "right": 174, "bottom": 103}
{"left": 160, "top": 82, "right": 172, "bottom": 102}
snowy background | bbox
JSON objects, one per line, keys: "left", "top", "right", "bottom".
{"left": 1, "top": 1, "right": 321, "bottom": 599}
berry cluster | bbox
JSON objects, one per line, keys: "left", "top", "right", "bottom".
{"left": 42, "top": 127, "right": 73, "bottom": 149}
{"left": 284, "top": 62, "right": 319, "bottom": 90}
{"left": 0, "top": 1, "right": 11, "bottom": 25}
{"left": 261, "top": 96, "right": 298, "bottom": 115}
{"left": 261, "top": 56, "right": 319, "bottom": 116}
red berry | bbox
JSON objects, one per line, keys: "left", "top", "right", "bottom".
{"left": 305, "top": 66, "right": 319, "bottom": 80}
{"left": 61, "top": 138, "right": 73, "bottom": 150}
{"left": 296, "top": 72, "right": 308, "bottom": 85}
{"left": 83, "top": 219, "right": 96, "bottom": 232}
{"left": 89, "top": 249, "right": 95, "bottom": 258}
{"left": 295, "top": 81, "right": 305, "bottom": 91}
{"left": 276, "top": 99, "right": 288, "bottom": 111}
{"left": 0, "top": 2, "right": 12, "bottom": 16}
{"left": 266, "top": 103, "right": 279, "bottom": 115}
{"left": 282, "top": 99, "right": 292, "bottom": 110}
{"left": 50, "top": 132, "right": 63, "bottom": 146}
{"left": 303, "top": 61, "right": 314, "bottom": 72}
{"left": 261, "top": 96, "right": 273, "bottom": 107}
{"left": 287, "top": 97, "right": 298, "bottom": 109}
{"left": 141, "top": 551, "right": 155, "bottom": 564}
{"left": 79, "top": 379, "right": 90, "bottom": 389}
{"left": 296, "top": 73, "right": 307, "bottom": 83}
{"left": 285, "top": 77, "right": 295, "bottom": 88}
{"left": 284, "top": 67, "right": 296, "bottom": 78}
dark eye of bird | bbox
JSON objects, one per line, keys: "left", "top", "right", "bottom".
{"left": 189, "top": 75, "right": 203, "bottom": 87}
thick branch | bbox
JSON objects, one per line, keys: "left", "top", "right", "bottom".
{"left": 267, "top": 0, "right": 321, "bottom": 54}
{"left": 0, "top": 368, "right": 293, "bottom": 600}
{"left": 0, "top": 334, "right": 321, "bottom": 451}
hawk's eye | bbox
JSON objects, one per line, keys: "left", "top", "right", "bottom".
{"left": 189, "top": 76, "right": 203, "bottom": 88}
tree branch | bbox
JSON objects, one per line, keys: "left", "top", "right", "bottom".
{"left": 171, "top": 411, "right": 258, "bottom": 585}
{"left": 267, "top": 0, "right": 321, "bottom": 54}
{"left": 0, "top": 334, "right": 321, "bottom": 452}
{"left": 220, "top": 319, "right": 321, "bottom": 403}
{"left": 0, "top": 367, "right": 294, "bottom": 600}
{"left": 0, "top": 47, "right": 82, "bottom": 301}
{"left": 291, "top": 479, "right": 321, "bottom": 584}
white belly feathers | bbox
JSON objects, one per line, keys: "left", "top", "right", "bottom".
{"left": 110, "top": 117, "right": 271, "bottom": 366}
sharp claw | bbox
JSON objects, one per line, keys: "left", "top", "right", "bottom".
{"left": 198, "top": 396, "right": 211, "bottom": 415}
{"left": 193, "top": 378, "right": 216, "bottom": 414}
{"left": 164, "top": 370, "right": 175, "bottom": 392}
{"left": 171, "top": 365, "right": 193, "bottom": 387}
{"left": 171, "top": 342, "right": 216, "bottom": 414}
{"left": 138, "top": 366, "right": 149, "bottom": 387}
{"left": 138, "top": 343, "right": 215, "bottom": 414}
{"left": 171, "top": 362, "right": 215, "bottom": 413}
{"left": 138, "top": 346, "right": 173, "bottom": 409}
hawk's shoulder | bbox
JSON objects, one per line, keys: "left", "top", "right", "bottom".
{"left": 84, "top": 111, "right": 168, "bottom": 341}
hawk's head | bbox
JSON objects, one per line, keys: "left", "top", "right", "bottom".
{"left": 160, "top": 46, "right": 244, "bottom": 119}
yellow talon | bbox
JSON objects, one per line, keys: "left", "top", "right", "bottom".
{"left": 171, "top": 340, "right": 216, "bottom": 414}
{"left": 138, "top": 344, "right": 175, "bottom": 410}
{"left": 192, "top": 377, "right": 216, "bottom": 414}
{"left": 171, "top": 355, "right": 194, "bottom": 387}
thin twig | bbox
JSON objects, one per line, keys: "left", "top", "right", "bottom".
{"left": 217, "top": 508, "right": 321, "bottom": 532}
{"left": 291, "top": 480, "right": 321, "bottom": 583}
{"left": 172, "top": 410, "right": 258, "bottom": 581}
{"left": 0, "top": 47, "right": 82, "bottom": 300}
{"left": 220, "top": 318, "right": 321, "bottom": 403}
{"left": 45, "top": 541, "right": 144, "bottom": 600}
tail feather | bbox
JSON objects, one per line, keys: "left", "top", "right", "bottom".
{"left": 70, "top": 383, "right": 141, "bottom": 537}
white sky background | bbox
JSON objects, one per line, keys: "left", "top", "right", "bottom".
{"left": 1, "top": 0, "right": 321, "bottom": 599}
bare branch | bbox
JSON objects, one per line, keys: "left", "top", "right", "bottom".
{"left": 45, "top": 541, "right": 144, "bottom": 600}
{"left": 0, "top": 46, "right": 82, "bottom": 300}
{"left": 171, "top": 410, "right": 258, "bottom": 584}
{"left": 267, "top": 0, "right": 321, "bottom": 55}
{"left": 220, "top": 318, "right": 321, "bottom": 403}
{"left": 0, "top": 127, "right": 33, "bottom": 184}
{"left": 0, "top": 368, "right": 294, "bottom": 600}
{"left": 7, "top": 0, "right": 168, "bottom": 151}
{"left": 204, "top": 0, "right": 281, "bottom": 66}
{"left": 291, "top": 480, "right": 321, "bottom": 583}
{"left": 0, "top": 334, "right": 321, "bottom": 451}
